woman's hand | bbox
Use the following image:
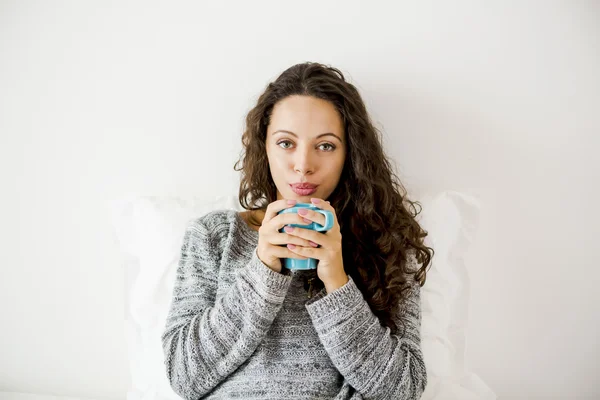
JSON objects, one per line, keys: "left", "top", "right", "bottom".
{"left": 284, "top": 198, "right": 348, "bottom": 292}
{"left": 256, "top": 199, "right": 317, "bottom": 273}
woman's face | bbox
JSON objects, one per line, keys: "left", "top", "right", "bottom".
{"left": 266, "top": 95, "right": 346, "bottom": 202}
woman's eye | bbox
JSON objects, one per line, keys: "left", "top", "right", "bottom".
{"left": 278, "top": 140, "right": 292, "bottom": 149}
{"left": 276, "top": 140, "right": 336, "bottom": 152}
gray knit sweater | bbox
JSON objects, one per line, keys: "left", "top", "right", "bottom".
{"left": 161, "top": 209, "right": 427, "bottom": 399}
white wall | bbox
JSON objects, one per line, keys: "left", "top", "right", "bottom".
{"left": 1, "top": 1, "right": 598, "bottom": 399}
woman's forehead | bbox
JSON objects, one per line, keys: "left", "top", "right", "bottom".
{"left": 269, "top": 96, "right": 344, "bottom": 140}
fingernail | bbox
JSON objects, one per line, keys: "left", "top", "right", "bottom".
{"left": 298, "top": 208, "right": 308, "bottom": 215}
{"left": 311, "top": 198, "right": 321, "bottom": 203}
{"left": 309, "top": 241, "right": 318, "bottom": 247}
{"left": 287, "top": 244, "right": 296, "bottom": 249}
{"left": 287, "top": 199, "right": 297, "bottom": 205}
{"left": 284, "top": 226, "right": 294, "bottom": 233}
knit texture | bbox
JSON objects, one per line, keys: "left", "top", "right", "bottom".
{"left": 161, "top": 209, "right": 427, "bottom": 399}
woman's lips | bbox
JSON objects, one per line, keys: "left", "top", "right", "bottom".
{"left": 290, "top": 185, "right": 317, "bottom": 196}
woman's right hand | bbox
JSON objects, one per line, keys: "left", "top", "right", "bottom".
{"left": 256, "top": 199, "right": 317, "bottom": 273}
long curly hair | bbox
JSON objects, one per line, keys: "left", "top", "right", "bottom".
{"left": 233, "top": 62, "right": 434, "bottom": 335}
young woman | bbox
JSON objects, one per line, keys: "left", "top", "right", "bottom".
{"left": 162, "top": 62, "right": 434, "bottom": 399}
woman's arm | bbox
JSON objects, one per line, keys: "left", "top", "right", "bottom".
{"left": 161, "top": 218, "right": 293, "bottom": 399}
{"left": 305, "top": 253, "right": 427, "bottom": 400}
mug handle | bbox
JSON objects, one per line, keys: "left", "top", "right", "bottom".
{"left": 314, "top": 210, "right": 334, "bottom": 231}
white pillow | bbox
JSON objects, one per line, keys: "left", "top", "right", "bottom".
{"left": 108, "top": 191, "right": 496, "bottom": 400}
{"left": 416, "top": 191, "right": 497, "bottom": 400}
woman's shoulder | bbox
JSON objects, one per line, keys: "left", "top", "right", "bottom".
{"left": 190, "top": 209, "right": 257, "bottom": 263}
{"left": 180, "top": 209, "right": 238, "bottom": 258}
{"left": 193, "top": 208, "right": 257, "bottom": 242}
{"left": 192, "top": 209, "right": 238, "bottom": 236}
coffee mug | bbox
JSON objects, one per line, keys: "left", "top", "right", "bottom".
{"left": 277, "top": 203, "right": 334, "bottom": 270}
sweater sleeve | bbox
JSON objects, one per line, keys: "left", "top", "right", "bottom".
{"left": 161, "top": 218, "right": 293, "bottom": 400}
{"left": 304, "top": 252, "right": 427, "bottom": 400}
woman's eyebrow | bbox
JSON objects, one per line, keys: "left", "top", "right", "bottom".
{"left": 272, "top": 129, "right": 342, "bottom": 143}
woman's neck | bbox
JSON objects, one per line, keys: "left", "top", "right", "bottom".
{"left": 243, "top": 210, "right": 265, "bottom": 231}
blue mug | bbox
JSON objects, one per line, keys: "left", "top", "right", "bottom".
{"left": 277, "top": 203, "right": 334, "bottom": 270}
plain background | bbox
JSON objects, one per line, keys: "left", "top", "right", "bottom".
{"left": 1, "top": 1, "right": 598, "bottom": 399}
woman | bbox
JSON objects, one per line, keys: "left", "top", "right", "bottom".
{"left": 162, "top": 62, "right": 434, "bottom": 399}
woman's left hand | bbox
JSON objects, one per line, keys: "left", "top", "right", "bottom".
{"left": 285, "top": 198, "right": 348, "bottom": 293}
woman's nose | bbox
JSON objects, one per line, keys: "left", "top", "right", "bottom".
{"left": 293, "top": 151, "right": 315, "bottom": 173}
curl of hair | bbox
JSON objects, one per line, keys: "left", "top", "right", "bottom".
{"left": 233, "top": 62, "right": 434, "bottom": 336}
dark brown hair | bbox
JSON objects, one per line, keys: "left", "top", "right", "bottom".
{"left": 233, "top": 62, "right": 434, "bottom": 335}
